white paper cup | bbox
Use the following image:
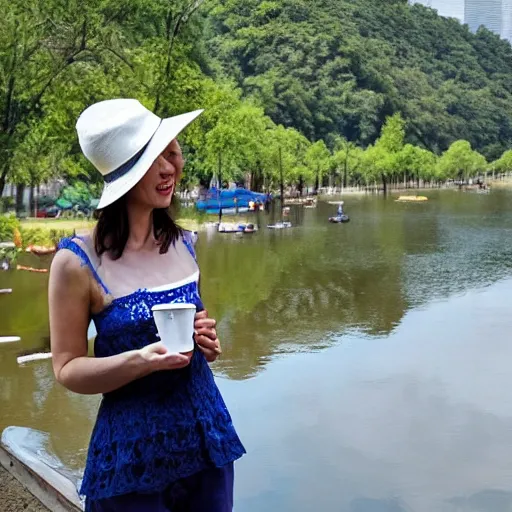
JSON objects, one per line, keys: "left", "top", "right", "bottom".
{"left": 151, "top": 303, "right": 196, "bottom": 353}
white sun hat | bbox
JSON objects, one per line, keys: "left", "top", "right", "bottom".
{"left": 76, "top": 98, "right": 203, "bottom": 209}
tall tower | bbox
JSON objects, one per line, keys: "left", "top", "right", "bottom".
{"left": 502, "top": 0, "right": 512, "bottom": 40}
{"left": 465, "top": 0, "right": 502, "bottom": 35}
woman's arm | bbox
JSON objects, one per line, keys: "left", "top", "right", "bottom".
{"left": 49, "top": 250, "right": 190, "bottom": 395}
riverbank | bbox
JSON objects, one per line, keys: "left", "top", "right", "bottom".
{"left": 17, "top": 216, "right": 201, "bottom": 245}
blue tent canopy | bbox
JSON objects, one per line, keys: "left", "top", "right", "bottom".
{"left": 196, "top": 188, "right": 269, "bottom": 212}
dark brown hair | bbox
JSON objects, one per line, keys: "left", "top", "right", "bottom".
{"left": 94, "top": 195, "right": 182, "bottom": 260}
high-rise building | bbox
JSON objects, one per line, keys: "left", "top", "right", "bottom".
{"left": 465, "top": 0, "right": 502, "bottom": 33}
{"left": 409, "top": 0, "right": 465, "bottom": 23}
{"left": 411, "top": 1, "right": 512, "bottom": 41}
{"left": 465, "top": 0, "right": 512, "bottom": 41}
{"left": 502, "top": 0, "right": 512, "bottom": 40}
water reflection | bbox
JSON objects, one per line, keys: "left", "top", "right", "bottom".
{"left": 225, "top": 278, "right": 512, "bottom": 512}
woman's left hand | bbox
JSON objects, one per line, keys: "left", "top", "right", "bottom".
{"left": 194, "top": 310, "right": 222, "bottom": 362}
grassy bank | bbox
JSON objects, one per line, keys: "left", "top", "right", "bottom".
{"left": 16, "top": 213, "right": 248, "bottom": 247}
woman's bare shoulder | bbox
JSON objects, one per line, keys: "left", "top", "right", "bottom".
{"left": 50, "top": 245, "right": 89, "bottom": 287}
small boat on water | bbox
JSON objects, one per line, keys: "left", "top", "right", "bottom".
{"left": 0, "top": 288, "right": 12, "bottom": 294}
{"left": 243, "top": 223, "right": 257, "bottom": 233}
{"left": 0, "top": 336, "right": 20, "bottom": 344}
{"left": 395, "top": 195, "right": 428, "bottom": 202}
{"left": 17, "top": 352, "right": 52, "bottom": 364}
{"left": 284, "top": 197, "right": 315, "bottom": 206}
{"left": 16, "top": 265, "right": 48, "bottom": 273}
{"left": 25, "top": 244, "right": 56, "bottom": 256}
{"left": 218, "top": 222, "right": 258, "bottom": 234}
{"left": 267, "top": 221, "right": 292, "bottom": 230}
{"left": 218, "top": 223, "right": 243, "bottom": 233}
{"left": 329, "top": 215, "right": 350, "bottom": 223}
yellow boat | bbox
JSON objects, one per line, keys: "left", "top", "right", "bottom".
{"left": 395, "top": 195, "right": 428, "bottom": 202}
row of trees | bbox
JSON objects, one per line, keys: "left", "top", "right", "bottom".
{"left": 1, "top": 0, "right": 512, "bottom": 204}
{"left": 205, "top": 110, "right": 512, "bottom": 195}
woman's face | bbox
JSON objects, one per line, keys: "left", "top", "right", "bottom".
{"left": 127, "top": 138, "right": 184, "bottom": 209}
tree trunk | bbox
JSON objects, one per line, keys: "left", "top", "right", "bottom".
{"left": 16, "top": 184, "right": 25, "bottom": 215}
{"left": 298, "top": 176, "right": 304, "bottom": 196}
{"left": 381, "top": 174, "right": 387, "bottom": 196}
{"left": 29, "top": 184, "right": 35, "bottom": 217}
{"left": 0, "top": 168, "right": 7, "bottom": 198}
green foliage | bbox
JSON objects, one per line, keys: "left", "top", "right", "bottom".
{"left": 0, "top": 214, "right": 21, "bottom": 263}
{"left": 206, "top": 0, "right": 512, "bottom": 157}
{"left": 397, "top": 144, "right": 438, "bottom": 182}
{"left": 19, "top": 227, "right": 70, "bottom": 248}
{"left": 1, "top": 0, "right": 510, "bottom": 199}
{"left": 437, "top": 141, "right": 487, "bottom": 179}
{"left": 494, "top": 150, "right": 512, "bottom": 172}
{"left": 60, "top": 182, "right": 102, "bottom": 206}
{"left": 0, "top": 214, "right": 20, "bottom": 242}
{"left": 305, "top": 141, "right": 331, "bottom": 190}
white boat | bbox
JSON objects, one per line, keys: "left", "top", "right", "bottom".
{"left": 17, "top": 352, "right": 52, "bottom": 364}
{"left": 267, "top": 221, "right": 292, "bottom": 229}
{"left": 0, "top": 336, "right": 20, "bottom": 344}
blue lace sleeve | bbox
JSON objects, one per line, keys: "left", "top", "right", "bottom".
{"left": 58, "top": 237, "right": 110, "bottom": 295}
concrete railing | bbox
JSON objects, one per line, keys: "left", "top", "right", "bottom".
{"left": 0, "top": 427, "right": 84, "bottom": 512}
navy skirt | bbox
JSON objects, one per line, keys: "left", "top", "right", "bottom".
{"left": 85, "top": 463, "right": 234, "bottom": 512}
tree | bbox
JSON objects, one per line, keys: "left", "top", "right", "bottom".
{"left": 332, "top": 137, "right": 364, "bottom": 188}
{"left": 305, "top": 141, "right": 331, "bottom": 192}
{"left": 261, "top": 125, "right": 310, "bottom": 197}
{"left": 396, "top": 144, "right": 437, "bottom": 187}
{"left": 374, "top": 113, "right": 406, "bottom": 193}
{"left": 437, "top": 140, "right": 487, "bottom": 181}
{"left": 494, "top": 150, "right": 512, "bottom": 173}
{"left": 0, "top": 0, "right": 133, "bottom": 196}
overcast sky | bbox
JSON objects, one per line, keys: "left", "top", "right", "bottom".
{"left": 412, "top": 0, "right": 465, "bottom": 22}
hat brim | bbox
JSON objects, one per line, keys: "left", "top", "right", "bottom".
{"left": 96, "top": 109, "right": 204, "bottom": 209}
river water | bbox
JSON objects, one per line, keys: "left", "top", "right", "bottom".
{"left": 1, "top": 189, "right": 512, "bottom": 512}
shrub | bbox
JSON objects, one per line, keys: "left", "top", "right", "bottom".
{"left": 0, "top": 214, "right": 21, "bottom": 242}
{"left": 20, "top": 227, "right": 73, "bottom": 248}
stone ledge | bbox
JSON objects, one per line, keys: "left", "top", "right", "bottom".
{"left": 0, "top": 427, "right": 84, "bottom": 512}
{"left": 0, "top": 464, "right": 49, "bottom": 512}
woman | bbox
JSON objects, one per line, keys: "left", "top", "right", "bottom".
{"left": 49, "top": 99, "right": 245, "bottom": 511}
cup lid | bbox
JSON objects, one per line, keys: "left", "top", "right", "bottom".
{"left": 151, "top": 303, "right": 197, "bottom": 312}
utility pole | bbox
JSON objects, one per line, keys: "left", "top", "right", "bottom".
{"left": 218, "top": 152, "right": 223, "bottom": 224}
{"left": 279, "top": 146, "right": 284, "bottom": 208}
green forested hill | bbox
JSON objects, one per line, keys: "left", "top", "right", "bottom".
{"left": 2, "top": 0, "right": 512, "bottom": 201}
{"left": 205, "top": 0, "right": 512, "bottom": 158}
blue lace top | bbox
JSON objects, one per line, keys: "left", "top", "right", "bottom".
{"left": 58, "top": 233, "right": 245, "bottom": 500}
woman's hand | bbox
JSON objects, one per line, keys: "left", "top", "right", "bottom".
{"left": 194, "top": 310, "right": 222, "bottom": 362}
{"left": 139, "top": 342, "right": 192, "bottom": 372}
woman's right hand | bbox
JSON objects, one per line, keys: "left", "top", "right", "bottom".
{"left": 139, "top": 342, "right": 192, "bottom": 372}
